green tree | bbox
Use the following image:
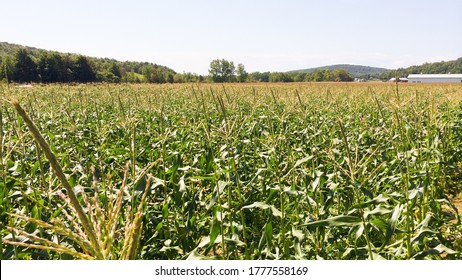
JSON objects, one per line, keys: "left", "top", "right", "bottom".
{"left": 109, "top": 63, "right": 122, "bottom": 81}
{"left": 323, "top": 70, "right": 333, "bottom": 81}
{"left": 208, "top": 59, "right": 235, "bottom": 82}
{"left": 140, "top": 65, "right": 170, "bottom": 83}
{"left": 310, "top": 70, "right": 324, "bottom": 82}
{"left": 236, "top": 63, "right": 248, "bottom": 82}
{"left": 72, "top": 55, "right": 96, "bottom": 83}
{"left": 269, "top": 72, "right": 293, "bottom": 82}
{"left": 12, "top": 49, "right": 38, "bottom": 83}
{"left": 248, "top": 71, "right": 270, "bottom": 82}
{"left": 150, "top": 68, "right": 166, "bottom": 83}
{"left": 141, "top": 64, "right": 155, "bottom": 82}
{"left": 293, "top": 72, "right": 307, "bottom": 82}
{"left": 0, "top": 54, "right": 15, "bottom": 83}
{"left": 97, "top": 63, "right": 122, "bottom": 83}
{"left": 37, "top": 52, "right": 69, "bottom": 83}
{"left": 164, "top": 72, "right": 174, "bottom": 83}
{"left": 96, "top": 71, "right": 119, "bottom": 83}
{"left": 181, "top": 72, "right": 200, "bottom": 83}
{"left": 333, "top": 69, "right": 354, "bottom": 82}
{"left": 173, "top": 73, "right": 184, "bottom": 83}
{"left": 122, "top": 70, "right": 145, "bottom": 83}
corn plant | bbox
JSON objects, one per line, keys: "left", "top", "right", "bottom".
{"left": 3, "top": 99, "right": 160, "bottom": 259}
{"left": 1, "top": 83, "right": 461, "bottom": 260}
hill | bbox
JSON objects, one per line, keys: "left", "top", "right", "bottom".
{"left": 0, "top": 42, "right": 45, "bottom": 57}
{"left": 0, "top": 41, "right": 178, "bottom": 83}
{"left": 290, "top": 64, "right": 390, "bottom": 77}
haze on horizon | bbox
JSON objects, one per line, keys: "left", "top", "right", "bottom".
{"left": 1, "top": 0, "right": 461, "bottom": 75}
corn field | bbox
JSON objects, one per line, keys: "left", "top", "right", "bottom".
{"left": 1, "top": 82, "right": 461, "bottom": 260}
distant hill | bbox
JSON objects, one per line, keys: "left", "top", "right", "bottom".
{"left": 0, "top": 42, "right": 50, "bottom": 58}
{"left": 290, "top": 64, "right": 390, "bottom": 77}
{"left": 0, "top": 41, "right": 177, "bottom": 83}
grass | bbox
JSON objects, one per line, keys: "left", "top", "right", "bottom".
{"left": 1, "top": 82, "right": 461, "bottom": 260}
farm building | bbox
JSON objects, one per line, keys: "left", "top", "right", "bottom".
{"left": 407, "top": 74, "right": 462, "bottom": 83}
{"left": 388, "top": 77, "right": 408, "bottom": 83}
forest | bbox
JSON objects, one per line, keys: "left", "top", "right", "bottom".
{"left": 0, "top": 42, "right": 178, "bottom": 84}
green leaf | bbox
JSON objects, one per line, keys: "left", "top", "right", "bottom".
{"left": 364, "top": 204, "right": 392, "bottom": 218}
{"left": 359, "top": 193, "right": 390, "bottom": 208}
{"left": 209, "top": 217, "right": 220, "bottom": 247}
{"left": 291, "top": 227, "right": 304, "bottom": 241}
{"left": 381, "top": 204, "right": 404, "bottom": 246}
{"left": 354, "top": 223, "right": 365, "bottom": 241}
{"left": 305, "top": 215, "right": 362, "bottom": 228}
{"left": 412, "top": 244, "right": 457, "bottom": 259}
{"left": 371, "top": 252, "right": 386, "bottom": 260}
{"left": 433, "top": 244, "right": 457, "bottom": 255}
{"left": 408, "top": 187, "right": 423, "bottom": 200}
{"left": 370, "top": 218, "right": 388, "bottom": 232}
{"left": 389, "top": 204, "right": 403, "bottom": 232}
{"left": 259, "top": 221, "right": 273, "bottom": 250}
{"left": 242, "top": 202, "right": 282, "bottom": 218}
{"left": 265, "top": 221, "right": 273, "bottom": 243}
{"left": 8, "top": 160, "right": 19, "bottom": 172}
{"left": 311, "top": 176, "right": 320, "bottom": 191}
{"left": 162, "top": 203, "right": 169, "bottom": 218}
{"left": 206, "top": 181, "right": 228, "bottom": 210}
{"left": 186, "top": 249, "right": 220, "bottom": 260}
{"left": 411, "top": 227, "right": 438, "bottom": 243}
{"left": 264, "top": 188, "right": 278, "bottom": 203}
{"left": 294, "top": 156, "right": 313, "bottom": 168}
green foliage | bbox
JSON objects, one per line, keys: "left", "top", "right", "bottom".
{"left": 291, "top": 64, "right": 390, "bottom": 77}
{"left": 248, "top": 71, "right": 270, "bottom": 82}
{"left": 13, "top": 49, "right": 38, "bottom": 83}
{"left": 332, "top": 69, "right": 354, "bottom": 82}
{"left": 380, "top": 57, "right": 462, "bottom": 81}
{"left": 209, "top": 59, "right": 236, "bottom": 82}
{"left": 2, "top": 42, "right": 460, "bottom": 84}
{"left": 96, "top": 63, "right": 122, "bottom": 83}
{"left": 1, "top": 42, "right": 360, "bottom": 84}
{"left": 0, "top": 42, "right": 177, "bottom": 84}
{"left": 72, "top": 55, "right": 96, "bottom": 83}
{"left": 270, "top": 72, "right": 293, "bottom": 83}
{"left": 1, "top": 83, "right": 461, "bottom": 260}
{"left": 0, "top": 54, "right": 14, "bottom": 82}
{"left": 236, "top": 64, "right": 248, "bottom": 83}
{"left": 37, "top": 52, "right": 71, "bottom": 83}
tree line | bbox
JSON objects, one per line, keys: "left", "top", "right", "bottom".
{"left": 207, "top": 59, "right": 354, "bottom": 82}
{"left": 0, "top": 48, "right": 182, "bottom": 84}
{"left": 0, "top": 42, "right": 356, "bottom": 84}
{"left": 3, "top": 42, "right": 460, "bottom": 84}
{"left": 378, "top": 57, "right": 462, "bottom": 81}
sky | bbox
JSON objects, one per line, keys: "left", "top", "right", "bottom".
{"left": 1, "top": 0, "right": 461, "bottom": 74}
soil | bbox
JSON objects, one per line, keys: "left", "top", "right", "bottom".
{"left": 452, "top": 197, "right": 462, "bottom": 215}
{"left": 448, "top": 195, "right": 462, "bottom": 223}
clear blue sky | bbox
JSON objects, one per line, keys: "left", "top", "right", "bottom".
{"left": 1, "top": 0, "right": 461, "bottom": 74}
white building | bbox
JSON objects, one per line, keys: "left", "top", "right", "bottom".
{"left": 407, "top": 74, "right": 462, "bottom": 83}
{"left": 389, "top": 77, "right": 408, "bottom": 83}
